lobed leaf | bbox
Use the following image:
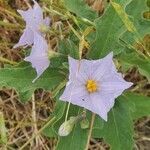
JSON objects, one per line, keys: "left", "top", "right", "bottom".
{"left": 0, "top": 64, "right": 66, "bottom": 102}
{"left": 118, "top": 50, "right": 150, "bottom": 80}
{"left": 111, "top": 1, "right": 136, "bottom": 32}
{"left": 92, "top": 92, "right": 150, "bottom": 150}
{"left": 121, "top": 0, "right": 150, "bottom": 46}
{"left": 87, "top": 0, "right": 132, "bottom": 59}
{"left": 92, "top": 96, "right": 134, "bottom": 150}
{"left": 63, "top": 0, "right": 98, "bottom": 21}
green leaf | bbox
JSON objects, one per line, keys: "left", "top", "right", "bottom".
{"left": 50, "top": 38, "right": 79, "bottom": 68}
{"left": 118, "top": 50, "right": 150, "bottom": 80}
{"left": 126, "top": 0, "right": 149, "bottom": 20}
{"left": 121, "top": 0, "right": 150, "bottom": 46}
{"left": 88, "top": 0, "right": 149, "bottom": 59}
{"left": 147, "top": 0, "right": 150, "bottom": 8}
{"left": 0, "top": 64, "right": 66, "bottom": 102}
{"left": 124, "top": 92, "right": 150, "bottom": 119}
{"left": 92, "top": 92, "right": 150, "bottom": 149}
{"left": 111, "top": 1, "right": 136, "bottom": 32}
{"left": 63, "top": 0, "right": 98, "bottom": 21}
{"left": 92, "top": 96, "right": 134, "bottom": 150}
{"left": 88, "top": 0, "right": 131, "bottom": 59}
{"left": 58, "top": 39, "right": 79, "bottom": 59}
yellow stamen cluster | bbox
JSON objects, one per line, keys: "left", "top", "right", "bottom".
{"left": 86, "top": 80, "right": 97, "bottom": 93}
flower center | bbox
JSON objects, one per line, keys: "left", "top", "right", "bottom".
{"left": 86, "top": 80, "right": 97, "bottom": 93}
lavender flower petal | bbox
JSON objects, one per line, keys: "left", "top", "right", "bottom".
{"left": 24, "top": 33, "right": 50, "bottom": 82}
{"left": 90, "top": 92, "right": 115, "bottom": 121}
{"left": 13, "top": 27, "right": 34, "bottom": 48}
{"left": 60, "top": 82, "right": 93, "bottom": 111}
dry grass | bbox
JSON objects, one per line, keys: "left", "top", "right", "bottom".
{"left": 0, "top": 0, "right": 150, "bottom": 149}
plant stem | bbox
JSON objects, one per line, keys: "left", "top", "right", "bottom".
{"left": 85, "top": 113, "right": 96, "bottom": 150}
{"left": 65, "top": 102, "right": 71, "bottom": 122}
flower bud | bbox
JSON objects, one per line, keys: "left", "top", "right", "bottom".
{"left": 58, "top": 117, "right": 76, "bottom": 136}
{"left": 80, "top": 118, "right": 89, "bottom": 129}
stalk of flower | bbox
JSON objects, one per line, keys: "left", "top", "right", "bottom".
{"left": 13, "top": 0, "right": 51, "bottom": 82}
{"left": 60, "top": 52, "right": 133, "bottom": 121}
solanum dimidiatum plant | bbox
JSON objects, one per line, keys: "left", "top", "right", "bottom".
{"left": 0, "top": 0, "right": 150, "bottom": 150}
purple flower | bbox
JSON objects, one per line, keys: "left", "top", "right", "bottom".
{"left": 13, "top": 0, "right": 50, "bottom": 82}
{"left": 24, "top": 33, "right": 50, "bottom": 82}
{"left": 60, "top": 52, "right": 133, "bottom": 121}
{"left": 13, "top": 0, "right": 50, "bottom": 48}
